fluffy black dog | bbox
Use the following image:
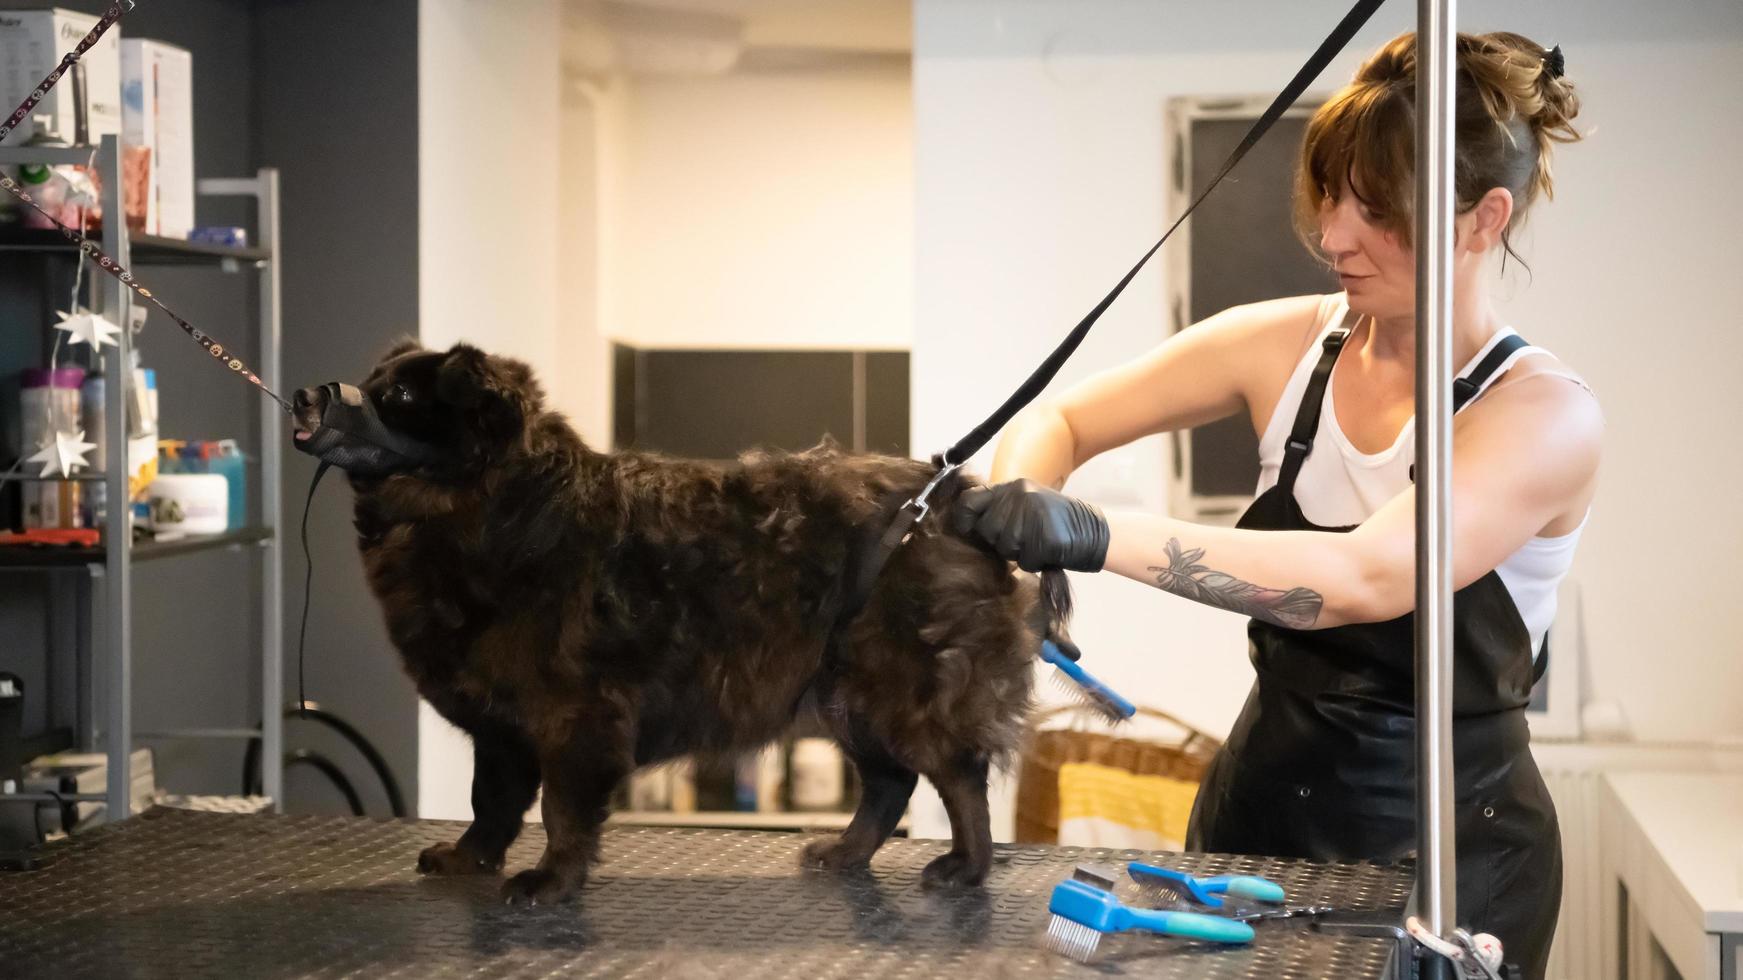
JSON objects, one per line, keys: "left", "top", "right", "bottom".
{"left": 294, "top": 340, "right": 1066, "bottom": 905}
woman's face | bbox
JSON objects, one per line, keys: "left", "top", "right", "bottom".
{"left": 1317, "top": 177, "right": 1513, "bottom": 320}
{"left": 1317, "top": 181, "right": 1417, "bottom": 320}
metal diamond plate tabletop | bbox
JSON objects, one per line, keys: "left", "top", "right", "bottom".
{"left": 0, "top": 807, "right": 1415, "bottom": 979}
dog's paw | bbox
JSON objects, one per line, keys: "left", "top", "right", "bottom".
{"left": 799, "top": 837, "right": 873, "bottom": 872}
{"left": 501, "top": 868, "right": 582, "bottom": 906}
{"left": 417, "top": 841, "right": 501, "bottom": 876}
{"left": 921, "top": 851, "right": 988, "bottom": 889}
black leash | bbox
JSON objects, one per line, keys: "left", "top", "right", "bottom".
{"left": 947, "top": 0, "right": 1385, "bottom": 470}
{"left": 844, "top": 0, "right": 1388, "bottom": 612}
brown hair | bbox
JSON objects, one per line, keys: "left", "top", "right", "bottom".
{"left": 1293, "top": 31, "right": 1582, "bottom": 268}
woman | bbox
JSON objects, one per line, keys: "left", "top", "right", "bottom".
{"left": 953, "top": 31, "right": 1596, "bottom": 979}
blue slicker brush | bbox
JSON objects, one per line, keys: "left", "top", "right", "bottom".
{"left": 1040, "top": 639, "right": 1136, "bottom": 723}
{"left": 1043, "top": 878, "right": 1256, "bottom": 962}
{"left": 1128, "top": 861, "right": 1287, "bottom": 909}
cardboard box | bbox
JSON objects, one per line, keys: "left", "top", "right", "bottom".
{"left": 0, "top": 8, "right": 123, "bottom": 146}
{"left": 24, "top": 747, "right": 156, "bottom": 828}
{"left": 120, "top": 38, "right": 193, "bottom": 238}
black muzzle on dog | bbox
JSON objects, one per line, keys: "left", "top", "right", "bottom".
{"left": 292, "top": 382, "right": 446, "bottom": 477}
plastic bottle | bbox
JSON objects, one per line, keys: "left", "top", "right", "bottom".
{"left": 790, "top": 738, "right": 845, "bottom": 811}
{"left": 80, "top": 371, "right": 106, "bottom": 526}
{"left": 16, "top": 163, "right": 64, "bottom": 231}
{"left": 19, "top": 367, "right": 87, "bottom": 529}
{"left": 205, "top": 440, "right": 246, "bottom": 529}
{"left": 167, "top": 440, "right": 246, "bottom": 530}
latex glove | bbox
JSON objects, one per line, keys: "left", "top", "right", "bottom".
{"left": 951, "top": 479, "right": 1110, "bottom": 573}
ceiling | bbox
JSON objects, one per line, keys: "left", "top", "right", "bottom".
{"left": 563, "top": 0, "right": 910, "bottom": 77}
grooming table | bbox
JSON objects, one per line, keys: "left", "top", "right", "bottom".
{"left": 0, "top": 807, "right": 1415, "bottom": 978}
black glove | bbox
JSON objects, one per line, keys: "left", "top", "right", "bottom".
{"left": 951, "top": 479, "right": 1110, "bottom": 573}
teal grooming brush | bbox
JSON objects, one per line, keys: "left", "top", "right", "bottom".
{"left": 1043, "top": 878, "right": 1255, "bottom": 962}
{"left": 1040, "top": 639, "right": 1136, "bottom": 723}
{"left": 1128, "top": 861, "right": 1287, "bottom": 908}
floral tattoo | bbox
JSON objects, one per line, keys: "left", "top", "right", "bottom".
{"left": 1147, "top": 539, "right": 1323, "bottom": 629}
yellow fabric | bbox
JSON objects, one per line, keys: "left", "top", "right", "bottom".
{"left": 1057, "top": 761, "right": 1199, "bottom": 848}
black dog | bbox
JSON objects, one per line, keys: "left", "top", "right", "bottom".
{"left": 294, "top": 340, "right": 1068, "bottom": 904}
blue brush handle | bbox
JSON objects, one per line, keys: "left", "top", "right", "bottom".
{"left": 1207, "top": 875, "right": 1287, "bottom": 904}
{"left": 1115, "top": 906, "right": 1255, "bottom": 944}
{"left": 1040, "top": 641, "right": 1137, "bottom": 719}
{"left": 1129, "top": 861, "right": 1218, "bottom": 905}
{"left": 1131, "top": 863, "right": 1287, "bottom": 906}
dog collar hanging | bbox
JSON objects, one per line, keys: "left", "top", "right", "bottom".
{"left": 0, "top": 1, "right": 291, "bottom": 415}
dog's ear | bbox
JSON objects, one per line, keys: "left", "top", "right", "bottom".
{"left": 437, "top": 344, "right": 541, "bottom": 447}
{"left": 381, "top": 335, "right": 424, "bottom": 361}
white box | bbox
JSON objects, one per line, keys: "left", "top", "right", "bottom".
{"left": 120, "top": 38, "right": 193, "bottom": 237}
{"left": 0, "top": 8, "right": 122, "bottom": 146}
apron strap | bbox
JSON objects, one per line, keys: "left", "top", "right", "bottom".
{"left": 1278, "top": 322, "right": 1534, "bottom": 491}
{"left": 1276, "top": 312, "right": 1359, "bottom": 496}
{"left": 1453, "top": 333, "right": 1532, "bottom": 412}
{"left": 1408, "top": 332, "right": 1534, "bottom": 482}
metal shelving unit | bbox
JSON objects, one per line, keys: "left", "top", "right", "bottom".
{"left": 0, "top": 135, "right": 284, "bottom": 822}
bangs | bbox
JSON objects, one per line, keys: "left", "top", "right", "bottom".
{"left": 1293, "top": 81, "right": 1416, "bottom": 253}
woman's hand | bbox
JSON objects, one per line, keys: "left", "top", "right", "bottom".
{"left": 951, "top": 479, "right": 1111, "bottom": 573}
{"left": 957, "top": 480, "right": 1350, "bottom": 629}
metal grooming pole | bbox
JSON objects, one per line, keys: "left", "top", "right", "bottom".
{"left": 1415, "top": 0, "right": 1459, "bottom": 974}
{"left": 99, "top": 135, "right": 134, "bottom": 821}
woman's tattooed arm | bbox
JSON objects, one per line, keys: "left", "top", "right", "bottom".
{"left": 1146, "top": 538, "right": 1324, "bottom": 629}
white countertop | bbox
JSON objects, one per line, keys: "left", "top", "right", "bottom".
{"left": 1603, "top": 771, "right": 1743, "bottom": 934}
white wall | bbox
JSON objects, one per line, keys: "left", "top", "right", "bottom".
{"left": 1502, "top": 32, "right": 1743, "bottom": 744}
{"left": 417, "top": 0, "right": 563, "bottom": 819}
{"left": 608, "top": 66, "right": 914, "bottom": 349}
{"left": 557, "top": 82, "right": 612, "bottom": 445}
{"left": 552, "top": 60, "right": 915, "bottom": 448}
{"left": 912, "top": 0, "right": 1743, "bottom": 839}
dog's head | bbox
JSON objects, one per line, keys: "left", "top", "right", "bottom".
{"left": 292, "top": 340, "right": 543, "bottom": 478}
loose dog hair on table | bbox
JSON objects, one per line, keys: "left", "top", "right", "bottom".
{"left": 293, "top": 340, "right": 1076, "bottom": 904}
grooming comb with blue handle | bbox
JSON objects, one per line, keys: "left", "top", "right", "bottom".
{"left": 1128, "top": 862, "right": 1287, "bottom": 909}
{"left": 1040, "top": 639, "right": 1136, "bottom": 723}
{"left": 1043, "top": 878, "right": 1256, "bottom": 962}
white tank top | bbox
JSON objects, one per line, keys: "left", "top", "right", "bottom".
{"left": 1254, "top": 295, "right": 1587, "bottom": 656}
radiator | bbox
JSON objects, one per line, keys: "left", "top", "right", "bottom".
{"left": 1534, "top": 741, "right": 1743, "bottom": 980}
{"left": 1542, "top": 759, "right": 1606, "bottom": 980}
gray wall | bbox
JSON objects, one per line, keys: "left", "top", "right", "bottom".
{"left": 0, "top": 0, "right": 422, "bottom": 817}
{"left": 254, "top": 0, "right": 423, "bottom": 816}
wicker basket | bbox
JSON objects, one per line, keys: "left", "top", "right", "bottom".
{"left": 1013, "top": 703, "right": 1222, "bottom": 845}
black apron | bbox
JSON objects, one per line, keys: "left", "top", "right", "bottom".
{"left": 1185, "top": 323, "right": 1563, "bottom": 980}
